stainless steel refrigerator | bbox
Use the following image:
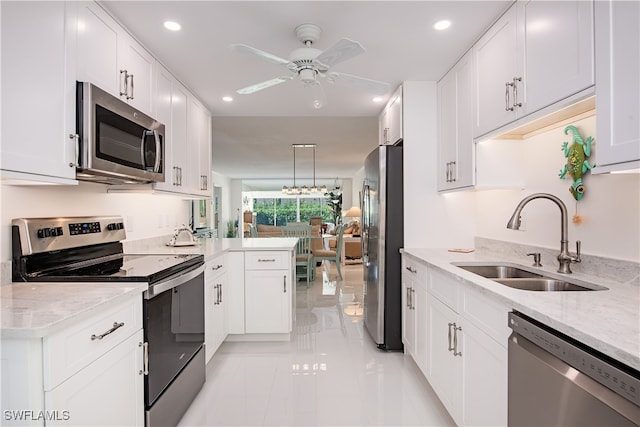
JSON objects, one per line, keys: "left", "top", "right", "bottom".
{"left": 362, "top": 144, "right": 403, "bottom": 350}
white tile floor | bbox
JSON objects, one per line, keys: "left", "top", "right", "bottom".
{"left": 178, "top": 262, "right": 455, "bottom": 426}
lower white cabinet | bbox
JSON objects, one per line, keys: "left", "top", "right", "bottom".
{"left": 425, "top": 267, "right": 509, "bottom": 427}
{"left": 204, "top": 254, "right": 228, "bottom": 363}
{"left": 244, "top": 251, "right": 292, "bottom": 334}
{"left": 401, "top": 255, "right": 428, "bottom": 372}
{"left": 0, "top": 294, "right": 144, "bottom": 427}
{"left": 226, "top": 249, "right": 294, "bottom": 338}
{"left": 45, "top": 330, "right": 144, "bottom": 426}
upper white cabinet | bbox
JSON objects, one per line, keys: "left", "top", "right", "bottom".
{"left": 379, "top": 86, "right": 403, "bottom": 145}
{"left": 473, "top": 0, "right": 594, "bottom": 137}
{"left": 75, "top": 2, "right": 155, "bottom": 116}
{"left": 437, "top": 51, "right": 474, "bottom": 191}
{"left": 593, "top": 0, "right": 640, "bottom": 173}
{"left": 188, "top": 98, "right": 212, "bottom": 197}
{"left": 154, "top": 64, "right": 190, "bottom": 193}
{"left": 0, "top": 1, "right": 77, "bottom": 184}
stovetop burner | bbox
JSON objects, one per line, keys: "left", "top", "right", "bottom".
{"left": 12, "top": 216, "right": 203, "bottom": 284}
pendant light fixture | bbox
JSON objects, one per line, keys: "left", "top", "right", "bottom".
{"left": 283, "top": 144, "right": 323, "bottom": 195}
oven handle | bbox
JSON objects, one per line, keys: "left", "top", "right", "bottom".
{"left": 145, "top": 264, "right": 205, "bottom": 299}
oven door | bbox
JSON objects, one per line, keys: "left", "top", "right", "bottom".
{"left": 77, "top": 81, "right": 165, "bottom": 184}
{"left": 143, "top": 264, "right": 204, "bottom": 408}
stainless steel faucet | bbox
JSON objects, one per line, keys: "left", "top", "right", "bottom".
{"left": 506, "top": 193, "right": 581, "bottom": 274}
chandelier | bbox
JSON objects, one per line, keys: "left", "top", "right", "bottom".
{"left": 282, "top": 144, "right": 327, "bottom": 195}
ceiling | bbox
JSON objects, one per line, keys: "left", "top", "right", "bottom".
{"left": 100, "top": 1, "right": 511, "bottom": 189}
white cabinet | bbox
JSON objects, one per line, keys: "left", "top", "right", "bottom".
{"left": 379, "top": 86, "right": 403, "bottom": 145}
{"left": 45, "top": 330, "right": 144, "bottom": 427}
{"left": 1, "top": 294, "right": 144, "bottom": 427}
{"left": 425, "top": 267, "right": 509, "bottom": 427}
{"left": 401, "top": 255, "right": 428, "bottom": 373}
{"left": 244, "top": 251, "right": 292, "bottom": 334}
{"left": 473, "top": 0, "right": 594, "bottom": 137}
{"left": 0, "top": 1, "right": 77, "bottom": 184}
{"left": 593, "top": 0, "right": 640, "bottom": 173}
{"left": 74, "top": 2, "right": 155, "bottom": 116}
{"left": 154, "top": 65, "right": 190, "bottom": 193}
{"left": 188, "top": 97, "right": 212, "bottom": 197}
{"left": 437, "top": 51, "right": 474, "bottom": 191}
{"left": 204, "top": 254, "right": 228, "bottom": 363}
{"left": 226, "top": 251, "right": 246, "bottom": 334}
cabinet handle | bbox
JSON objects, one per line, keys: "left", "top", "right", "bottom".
{"left": 258, "top": 258, "right": 276, "bottom": 262}
{"left": 383, "top": 128, "right": 389, "bottom": 144}
{"left": 91, "top": 322, "right": 124, "bottom": 341}
{"left": 68, "top": 134, "right": 80, "bottom": 167}
{"left": 451, "top": 161, "right": 456, "bottom": 182}
{"left": 127, "top": 74, "right": 134, "bottom": 100}
{"left": 445, "top": 162, "right": 450, "bottom": 182}
{"left": 512, "top": 77, "right": 522, "bottom": 109}
{"left": 505, "top": 81, "right": 515, "bottom": 111}
{"left": 447, "top": 322, "right": 454, "bottom": 351}
{"left": 139, "top": 342, "right": 149, "bottom": 375}
{"left": 405, "top": 266, "right": 417, "bottom": 274}
{"left": 406, "top": 287, "right": 411, "bottom": 308}
{"left": 178, "top": 167, "right": 183, "bottom": 186}
{"left": 218, "top": 283, "right": 222, "bottom": 304}
{"left": 120, "top": 70, "right": 129, "bottom": 97}
{"left": 283, "top": 275, "right": 287, "bottom": 293}
{"left": 211, "top": 264, "right": 223, "bottom": 271}
{"left": 453, "top": 324, "right": 462, "bottom": 357}
{"left": 410, "top": 288, "right": 416, "bottom": 310}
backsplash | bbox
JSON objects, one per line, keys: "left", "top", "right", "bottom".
{"left": 476, "top": 237, "right": 640, "bottom": 286}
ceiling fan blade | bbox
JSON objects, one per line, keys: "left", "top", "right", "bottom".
{"left": 229, "top": 43, "right": 292, "bottom": 67}
{"left": 314, "top": 38, "right": 365, "bottom": 68}
{"left": 236, "top": 76, "right": 293, "bottom": 94}
{"left": 325, "top": 72, "right": 390, "bottom": 95}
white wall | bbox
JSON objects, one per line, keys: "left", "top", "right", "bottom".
{"left": 0, "top": 182, "right": 190, "bottom": 262}
{"left": 475, "top": 115, "right": 640, "bottom": 262}
{"left": 403, "top": 81, "right": 477, "bottom": 249}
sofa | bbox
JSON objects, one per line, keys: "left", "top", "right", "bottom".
{"left": 255, "top": 224, "right": 323, "bottom": 252}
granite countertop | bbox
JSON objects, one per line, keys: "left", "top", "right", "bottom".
{"left": 401, "top": 248, "right": 640, "bottom": 371}
{"left": 0, "top": 281, "right": 147, "bottom": 339}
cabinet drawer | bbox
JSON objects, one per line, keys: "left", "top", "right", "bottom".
{"left": 206, "top": 253, "right": 227, "bottom": 280}
{"left": 462, "top": 285, "right": 510, "bottom": 346}
{"left": 43, "top": 295, "right": 142, "bottom": 390}
{"left": 402, "top": 255, "right": 427, "bottom": 286}
{"left": 245, "top": 251, "right": 290, "bottom": 270}
{"left": 428, "top": 268, "right": 460, "bottom": 311}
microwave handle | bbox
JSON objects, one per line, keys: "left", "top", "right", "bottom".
{"left": 152, "top": 130, "right": 161, "bottom": 173}
{"left": 140, "top": 130, "right": 162, "bottom": 173}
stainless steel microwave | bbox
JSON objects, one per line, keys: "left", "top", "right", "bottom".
{"left": 75, "top": 82, "right": 165, "bottom": 184}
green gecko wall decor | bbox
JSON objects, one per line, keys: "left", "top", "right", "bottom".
{"left": 559, "top": 124, "right": 595, "bottom": 201}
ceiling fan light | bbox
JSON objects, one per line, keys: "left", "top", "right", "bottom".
{"left": 306, "top": 81, "right": 325, "bottom": 109}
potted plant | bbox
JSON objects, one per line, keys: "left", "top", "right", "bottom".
{"left": 324, "top": 190, "right": 342, "bottom": 227}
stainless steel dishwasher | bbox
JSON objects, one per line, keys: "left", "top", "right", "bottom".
{"left": 508, "top": 311, "right": 640, "bottom": 426}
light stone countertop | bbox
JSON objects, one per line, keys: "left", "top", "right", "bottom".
{"left": 0, "top": 281, "right": 147, "bottom": 339}
{"left": 124, "top": 237, "right": 297, "bottom": 260}
{"left": 401, "top": 247, "right": 640, "bottom": 371}
{"left": 1, "top": 237, "right": 296, "bottom": 339}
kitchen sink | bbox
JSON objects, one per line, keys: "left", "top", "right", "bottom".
{"left": 451, "top": 262, "right": 608, "bottom": 291}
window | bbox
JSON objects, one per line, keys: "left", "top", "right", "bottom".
{"left": 248, "top": 192, "right": 334, "bottom": 226}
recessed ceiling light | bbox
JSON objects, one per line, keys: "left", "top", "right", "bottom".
{"left": 373, "top": 97, "right": 384, "bottom": 103}
{"left": 434, "top": 20, "right": 451, "bottom": 31}
{"left": 163, "top": 21, "right": 181, "bottom": 31}
{"left": 222, "top": 96, "right": 233, "bottom": 102}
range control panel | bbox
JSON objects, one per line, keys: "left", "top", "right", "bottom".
{"left": 12, "top": 216, "right": 127, "bottom": 255}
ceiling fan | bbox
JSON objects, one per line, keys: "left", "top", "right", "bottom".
{"left": 230, "top": 23, "right": 390, "bottom": 109}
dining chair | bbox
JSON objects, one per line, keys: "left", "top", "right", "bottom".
{"left": 281, "top": 224, "right": 314, "bottom": 284}
{"left": 312, "top": 223, "right": 347, "bottom": 280}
